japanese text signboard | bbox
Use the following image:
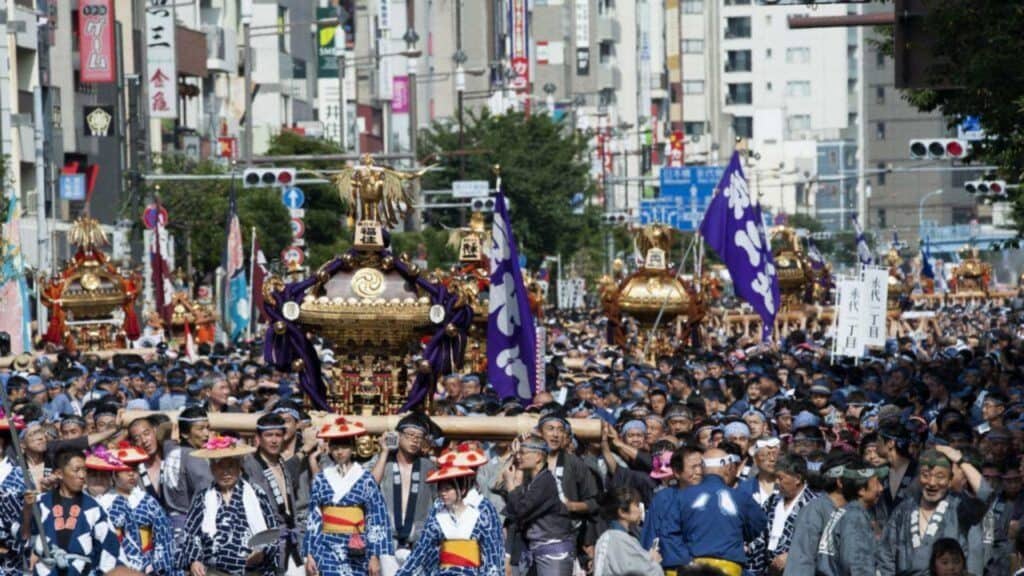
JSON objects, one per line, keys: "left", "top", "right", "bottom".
{"left": 860, "top": 267, "right": 889, "bottom": 348}
{"left": 78, "top": 0, "right": 116, "bottom": 83}
{"left": 146, "top": 1, "right": 177, "bottom": 119}
{"left": 509, "top": 0, "right": 529, "bottom": 91}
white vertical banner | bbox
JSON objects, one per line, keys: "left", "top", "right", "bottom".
{"left": 146, "top": 1, "right": 177, "bottom": 119}
{"left": 376, "top": 0, "right": 393, "bottom": 100}
{"left": 833, "top": 276, "right": 867, "bottom": 359}
{"left": 861, "top": 266, "right": 889, "bottom": 348}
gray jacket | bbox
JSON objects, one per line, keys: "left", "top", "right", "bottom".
{"left": 817, "top": 500, "right": 876, "bottom": 576}
{"left": 877, "top": 485, "right": 991, "bottom": 576}
{"left": 783, "top": 493, "right": 837, "bottom": 576}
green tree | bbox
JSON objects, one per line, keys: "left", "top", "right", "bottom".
{"left": 419, "top": 110, "right": 599, "bottom": 267}
{"left": 148, "top": 155, "right": 290, "bottom": 277}
{"left": 877, "top": 1, "right": 1024, "bottom": 238}
{"left": 262, "top": 132, "right": 350, "bottom": 268}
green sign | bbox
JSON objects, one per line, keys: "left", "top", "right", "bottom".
{"left": 317, "top": 7, "right": 339, "bottom": 77}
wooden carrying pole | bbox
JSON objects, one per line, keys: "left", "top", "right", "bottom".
{"left": 124, "top": 411, "right": 604, "bottom": 441}
{"left": 0, "top": 348, "right": 159, "bottom": 369}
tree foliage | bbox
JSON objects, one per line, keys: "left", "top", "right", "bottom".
{"left": 418, "top": 111, "right": 603, "bottom": 269}
{"left": 148, "top": 155, "right": 291, "bottom": 278}
{"left": 262, "top": 132, "right": 350, "bottom": 269}
{"left": 882, "top": 1, "right": 1024, "bottom": 236}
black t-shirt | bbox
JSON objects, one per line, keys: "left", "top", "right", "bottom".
{"left": 51, "top": 492, "right": 82, "bottom": 552}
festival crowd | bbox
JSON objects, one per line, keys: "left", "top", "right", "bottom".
{"left": 0, "top": 304, "right": 1022, "bottom": 576}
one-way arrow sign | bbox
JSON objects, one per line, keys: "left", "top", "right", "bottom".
{"left": 281, "top": 186, "right": 305, "bottom": 209}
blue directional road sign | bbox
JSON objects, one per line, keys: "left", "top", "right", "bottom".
{"left": 281, "top": 186, "right": 305, "bottom": 209}
{"left": 59, "top": 174, "right": 86, "bottom": 201}
{"left": 641, "top": 165, "right": 724, "bottom": 231}
{"left": 958, "top": 116, "right": 984, "bottom": 141}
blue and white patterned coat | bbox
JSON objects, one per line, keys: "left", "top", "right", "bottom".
{"left": 746, "top": 487, "right": 818, "bottom": 576}
{"left": 177, "top": 479, "right": 280, "bottom": 576}
{"left": 0, "top": 459, "right": 26, "bottom": 575}
{"left": 32, "top": 490, "right": 122, "bottom": 576}
{"left": 124, "top": 488, "right": 178, "bottom": 576}
{"left": 94, "top": 491, "right": 144, "bottom": 571}
{"left": 303, "top": 463, "right": 394, "bottom": 576}
{"left": 396, "top": 489, "right": 505, "bottom": 576}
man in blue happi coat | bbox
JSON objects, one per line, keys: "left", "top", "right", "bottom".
{"left": 675, "top": 448, "right": 766, "bottom": 576}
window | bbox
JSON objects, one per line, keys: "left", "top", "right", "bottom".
{"left": 876, "top": 50, "right": 886, "bottom": 68}
{"left": 785, "top": 81, "right": 811, "bottom": 98}
{"left": 875, "top": 122, "right": 886, "bottom": 140}
{"left": 877, "top": 208, "right": 887, "bottom": 228}
{"left": 766, "top": 48, "right": 772, "bottom": 59}
{"left": 766, "top": 81, "right": 773, "bottom": 92}
{"left": 277, "top": 6, "right": 290, "bottom": 53}
{"left": 785, "top": 47, "right": 810, "bottom": 64}
{"left": 725, "top": 17, "right": 751, "bottom": 39}
{"left": 726, "top": 50, "right": 752, "bottom": 72}
{"left": 765, "top": 15, "right": 772, "bottom": 26}
{"left": 682, "top": 39, "right": 704, "bottom": 54}
{"left": 787, "top": 114, "right": 811, "bottom": 133}
{"left": 733, "top": 116, "right": 753, "bottom": 139}
{"left": 724, "top": 0, "right": 751, "bottom": 5}
{"left": 875, "top": 86, "right": 885, "bottom": 105}
{"left": 683, "top": 80, "right": 705, "bottom": 95}
{"left": 727, "top": 83, "right": 752, "bottom": 105}
{"left": 684, "top": 122, "right": 704, "bottom": 137}
{"left": 682, "top": 0, "right": 702, "bottom": 14}
{"left": 877, "top": 162, "right": 887, "bottom": 186}
{"left": 848, "top": 112, "right": 858, "bottom": 126}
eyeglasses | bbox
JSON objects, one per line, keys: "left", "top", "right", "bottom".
{"left": 401, "top": 431, "right": 425, "bottom": 441}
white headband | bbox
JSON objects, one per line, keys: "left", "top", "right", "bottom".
{"left": 703, "top": 454, "right": 740, "bottom": 468}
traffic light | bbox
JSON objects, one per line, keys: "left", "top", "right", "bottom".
{"left": 470, "top": 197, "right": 496, "bottom": 212}
{"left": 909, "top": 139, "right": 968, "bottom": 160}
{"left": 243, "top": 168, "right": 296, "bottom": 187}
{"left": 965, "top": 180, "right": 1007, "bottom": 196}
{"left": 602, "top": 212, "right": 630, "bottom": 225}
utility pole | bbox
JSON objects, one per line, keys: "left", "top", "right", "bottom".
{"left": 337, "top": 25, "right": 348, "bottom": 151}
{"left": 404, "top": 0, "right": 420, "bottom": 230}
{"left": 33, "top": 0, "right": 55, "bottom": 333}
{"left": 455, "top": 0, "right": 465, "bottom": 178}
{"left": 242, "top": 0, "right": 253, "bottom": 166}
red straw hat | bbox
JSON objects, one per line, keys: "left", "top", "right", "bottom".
{"left": 437, "top": 443, "right": 488, "bottom": 469}
{"left": 426, "top": 465, "right": 476, "bottom": 483}
{"left": 111, "top": 442, "right": 148, "bottom": 465}
{"left": 317, "top": 417, "right": 367, "bottom": 440}
{"left": 85, "top": 447, "right": 131, "bottom": 472}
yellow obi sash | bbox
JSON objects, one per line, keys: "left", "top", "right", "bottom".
{"left": 693, "top": 558, "right": 741, "bottom": 576}
{"left": 139, "top": 526, "right": 153, "bottom": 552}
{"left": 440, "top": 539, "right": 481, "bottom": 568}
{"left": 322, "top": 506, "right": 366, "bottom": 534}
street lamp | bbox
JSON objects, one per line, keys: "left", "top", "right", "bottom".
{"left": 918, "top": 188, "right": 943, "bottom": 234}
{"left": 543, "top": 83, "right": 557, "bottom": 115}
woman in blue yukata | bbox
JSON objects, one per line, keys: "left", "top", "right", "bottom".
{"left": 396, "top": 445, "right": 505, "bottom": 576}
{"left": 304, "top": 418, "right": 394, "bottom": 576}
{"left": 0, "top": 410, "right": 27, "bottom": 576}
{"left": 178, "top": 436, "right": 280, "bottom": 576}
{"left": 83, "top": 445, "right": 145, "bottom": 571}
{"left": 107, "top": 443, "right": 177, "bottom": 576}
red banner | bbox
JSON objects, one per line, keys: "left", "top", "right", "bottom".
{"left": 78, "top": 0, "right": 116, "bottom": 83}
{"left": 668, "top": 130, "right": 684, "bottom": 167}
{"left": 509, "top": 0, "right": 529, "bottom": 91}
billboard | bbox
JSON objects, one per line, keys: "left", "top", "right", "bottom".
{"left": 78, "top": 0, "right": 116, "bottom": 83}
